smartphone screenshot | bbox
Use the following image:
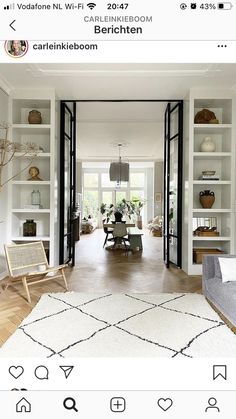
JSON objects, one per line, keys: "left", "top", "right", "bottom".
{"left": 0, "top": 1, "right": 236, "bottom": 417}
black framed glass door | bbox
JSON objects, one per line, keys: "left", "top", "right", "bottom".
{"left": 60, "top": 102, "right": 76, "bottom": 265}
{"left": 164, "top": 101, "right": 183, "bottom": 268}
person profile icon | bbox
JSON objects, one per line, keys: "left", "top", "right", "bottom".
{"left": 205, "top": 397, "right": 220, "bottom": 413}
{"left": 4, "top": 40, "right": 28, "bottom": 58}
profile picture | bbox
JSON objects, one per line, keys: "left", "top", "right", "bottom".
{"left": 4, "top": 40, "right": 28, "bottom": 58}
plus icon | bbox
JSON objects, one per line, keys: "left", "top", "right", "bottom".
{"left": 110, "top": 397, "right": 126, "bottom": 412}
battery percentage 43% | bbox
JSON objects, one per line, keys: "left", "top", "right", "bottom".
{"left": 200, "top": 3, "right": 216, "bottom": 8}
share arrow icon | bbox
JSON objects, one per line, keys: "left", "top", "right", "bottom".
{"left": 59, "top": 365, "right": 74, "bottom": 379}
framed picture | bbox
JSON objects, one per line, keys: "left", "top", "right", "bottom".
{"left": 155, "top": 192, "right": 162, "bottom": 203}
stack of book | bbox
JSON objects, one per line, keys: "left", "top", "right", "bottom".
{"left": 24, "top": 204, "right": 43, "bottom": 209}
{"left": 199, "top": 174, "right": 220, "bottom": 180}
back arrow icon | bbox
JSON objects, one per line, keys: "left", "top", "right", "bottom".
{"left": 10, "top": 20, "right": 16, "bottom": 31}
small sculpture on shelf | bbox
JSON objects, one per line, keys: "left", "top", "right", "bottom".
{"left": 194, "top": 108, "right": 219, "bottom": 124}
{"left": 28, "top": 166, "right": 43, "bottom": 181}
{"left": 193, "top": 226, "right": 219, "bottom": 237}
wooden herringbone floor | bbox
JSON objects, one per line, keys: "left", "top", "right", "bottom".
{"left": 0, "top": 230, "right": 202, "bottom": 345}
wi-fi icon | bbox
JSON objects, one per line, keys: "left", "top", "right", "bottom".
{"left": 87, "top": 2, "right": 96, "bottom": 10}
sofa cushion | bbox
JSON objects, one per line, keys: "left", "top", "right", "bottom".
{"left": 204, "top": 276, "right": 236, "bottom": 326}
{"left": 215, "top": 255, "right": 236, "bottom": 279}
{"left": 219, "top": 258, "right": 236, "bottom": 283}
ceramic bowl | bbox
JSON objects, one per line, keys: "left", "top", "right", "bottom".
{"left": 202, "top": 170, "right": 216, "bottom": 176}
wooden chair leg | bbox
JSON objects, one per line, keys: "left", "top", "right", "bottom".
{"left": 22, "top": 277, "right": 31, "bottom": 304}
{"left": 103, "top": 233, "right": 108, "bottom": 248}
{"left": 123, "top": 239, "right": 128, "bottom": 254}
{"left": 61, "top": 269, "right": 69, "bottom": 291}
{"left": 113, "top": 237, "right": 117, "bottom": 249}
{"left": 3, "top": 279, "right": 10, "bottom": 291}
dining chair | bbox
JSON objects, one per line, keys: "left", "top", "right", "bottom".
{"left": 102, "top": 220, "right": 114, "bottom": 248}
{"left": 112, "top": 223, "right": 130, "bottom": 253}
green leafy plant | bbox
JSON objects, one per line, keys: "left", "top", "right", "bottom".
{"left": 100, "top": 198, "right": 146, "bottom": 221}
{"left": 129, "top": 197, "right": 146, "bottom": 216}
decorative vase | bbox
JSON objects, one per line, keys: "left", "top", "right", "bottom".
{"left": 28, "top": 110, "right": 42, "bottom": 124}
{"left": 31, "top": 190, "right": 41, "bottom": 206}
{"left": 137, "top": 215, "right": 142, "bottom": 230}
{"left": 199, "top": 190, "right": 215, "bottom": 208}
{"left": 200, "top": 136, "right": 216, "bottom": 152}
{"left": 194, "top": 108, "right": 219, "bottom": 124}
{"left": 23, "top": 219, "right": 37, "bottom": 236}
{"left": 114, "top": 211, "right": 123, "bottom": 223}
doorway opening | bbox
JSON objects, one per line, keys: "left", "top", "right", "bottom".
{"left": 60, "top": 100, "right": 183, "bottom": 272}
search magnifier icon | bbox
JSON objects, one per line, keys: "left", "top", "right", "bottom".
{"left": 63, "top": 397, "right": 78, "bottom": 412}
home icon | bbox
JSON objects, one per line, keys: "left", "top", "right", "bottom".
{"left": 16, "top": 397, "right": 31, "bottom": 413}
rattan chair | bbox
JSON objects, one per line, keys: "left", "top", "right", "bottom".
{"left": 4, "top": 241, "right": 68, "bottom": 304}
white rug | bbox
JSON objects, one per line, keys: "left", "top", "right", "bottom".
{"left": 1, "top": 292, "right": 236, "bottom": 358}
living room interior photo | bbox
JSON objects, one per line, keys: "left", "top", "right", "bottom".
{"left": 0, "top": 63, "right": 236, "bottom": 357}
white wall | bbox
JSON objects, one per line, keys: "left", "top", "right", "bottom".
{"left": 0, "top": 88, "right": 9, "bottom": 278}
{"left": 76, "top": 161, "right": 82, "bottom": 194}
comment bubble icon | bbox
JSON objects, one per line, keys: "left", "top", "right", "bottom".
{"left": 34, "top": 365, "right": 49, "bottom": 380}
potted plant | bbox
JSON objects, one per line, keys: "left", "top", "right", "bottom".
{"left": 129, "top": 198, "right": 146, "bottom": 229}
{"left": 100, "top": 199, "right": 132, "bottom": 223}
{"left": 147, "top": 216, "right": 163, "bottom": 237}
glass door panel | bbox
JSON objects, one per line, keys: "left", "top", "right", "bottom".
{"left": 169, "top": 137, "right": 178, "bottom": 237}
{"left": 164, "top": 101, "right": 183, "bottom": 268}
{"left": 60, "top": 102, "right": 76, "bottom": 266}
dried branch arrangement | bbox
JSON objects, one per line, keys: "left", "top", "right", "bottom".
{"left": 0, "top": 123, "right": 39, "bottom": 191}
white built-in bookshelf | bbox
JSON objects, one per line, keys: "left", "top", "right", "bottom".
{"left": 8, "top": 92, "right": 56, "bottom": 265}
{"left": 183, "top": 91, "right": 236, "bottom": 275}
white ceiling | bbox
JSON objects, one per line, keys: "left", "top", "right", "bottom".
{"left": 1, "top": 63, "right": 236, "bottom": 100}
{"left": 76, "top": 102, "right": 168, "bottom": 160}
{"left": 77, "top": 101, "right": 168, "bottom": 122}
{"left": 1, "top": 63, "right": 236, "bottom": 160}
{"left": 77, "top": 120, "right": 164, "bottom": 160}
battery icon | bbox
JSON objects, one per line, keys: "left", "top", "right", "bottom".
{"left": 218, "top": 2, "right": 233, "bottom": 9}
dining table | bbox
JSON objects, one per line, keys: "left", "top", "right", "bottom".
{"left": 103, "top": 223, "right": 135, "bottom": 228}
{"left": 103, "top": 223, "right": 137, "bottom": 250}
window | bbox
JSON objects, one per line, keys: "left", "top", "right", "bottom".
{"left": 102, "top": 191, "right": 113, "bottom": 205}
{"left": 115, "top": 191, "right": 127, "bottom": 204}
{"left": 83, "top": 190, "right": 98, "bottom": 218}
{"left": 130, "top": 172, "right": 145, "bottom": 188}
{"left": 130, "top": 190, "right": 144, "bottom": 201}
{"left": 82, "top": 166, "right": 152, "bottom": 226}
{"left": 101, "top": 173, "right": 127, "bottom": 188}
{"left": 84, "top": 173, "right": 98, "bottom": 188}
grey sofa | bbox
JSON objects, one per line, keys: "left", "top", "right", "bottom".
{"left": 202, "top": 255, "right": 236, "bottom": 327}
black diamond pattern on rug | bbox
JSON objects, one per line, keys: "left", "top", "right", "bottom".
{"left": 1, "top": 293, "right": 236, "bottom": 358}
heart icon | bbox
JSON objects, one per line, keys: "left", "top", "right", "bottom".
{"left": 157, "top": 398, "right": 173, "bottom": 411}
{"left": 9, "top": 366, "right": 24, "bottom": 379}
